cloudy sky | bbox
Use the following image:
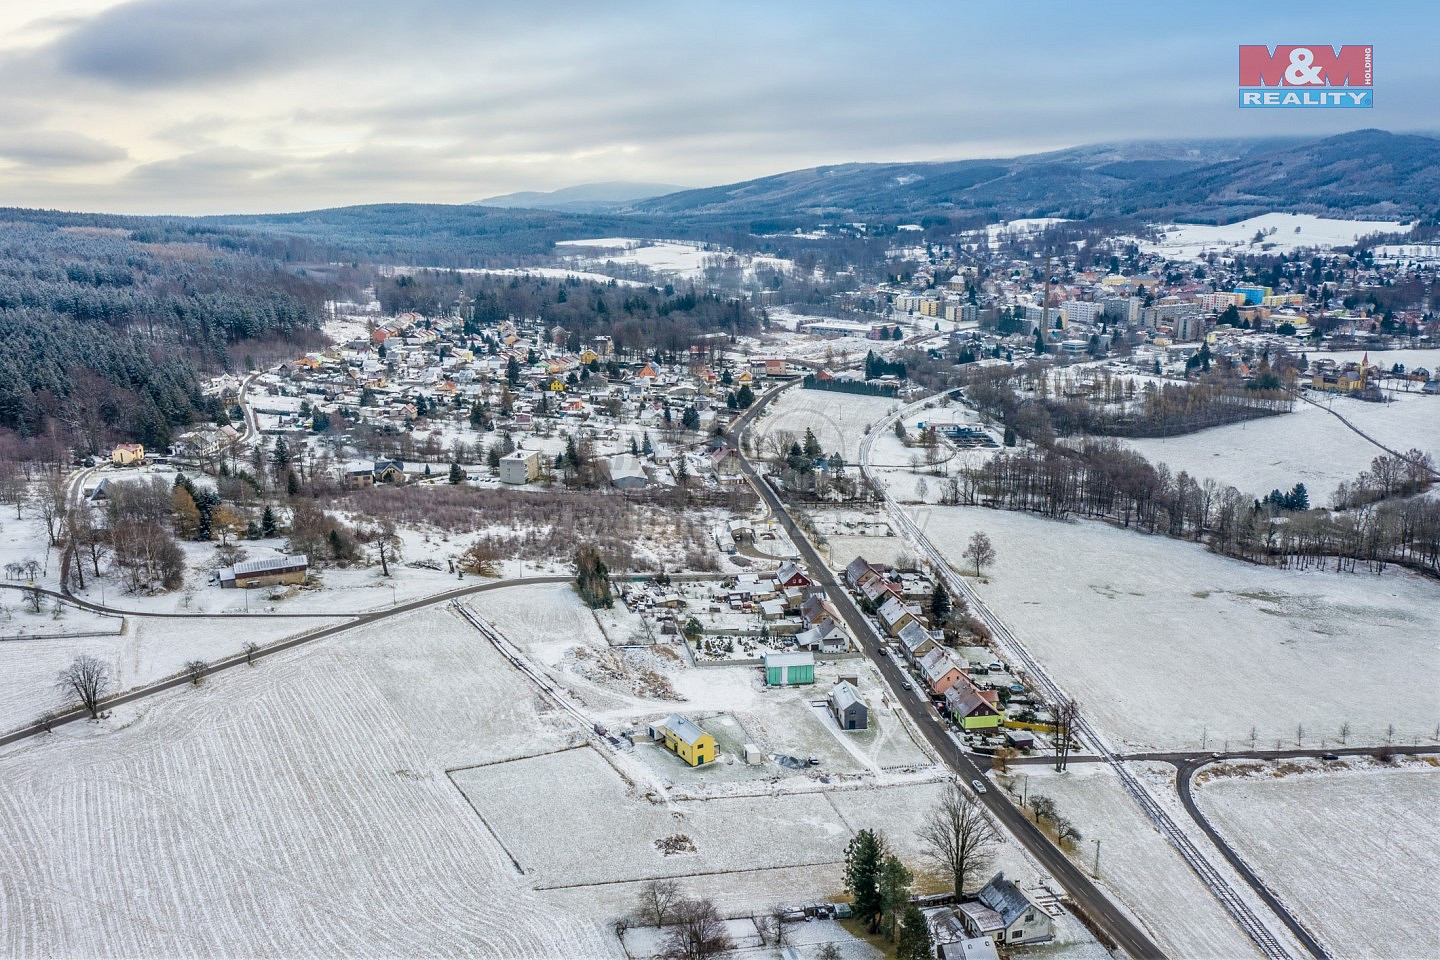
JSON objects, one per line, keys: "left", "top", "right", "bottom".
{"left": 0, "top": 0, "right": 1433, "bottom": 215}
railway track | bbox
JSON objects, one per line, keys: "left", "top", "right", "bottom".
{"left": 859, "top": 395, "right": 1302, "bottom": 960}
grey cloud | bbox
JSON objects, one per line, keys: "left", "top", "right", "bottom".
{"left": 42, "top": 0, "right": 600, "bottom": 90}
{"left": 0, "top": 130, "right": 128, "bottom": 166}
{"left": 49, "top": 1, "right": 331, "bottom": 88}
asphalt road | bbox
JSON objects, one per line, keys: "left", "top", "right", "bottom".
{"left": 0, "top": 574, "right": 572, "bottom": 749}
{"left": 1173, "top": 755, "right": 1330, "bottom": 960}
{"left": 726, "top": 388, "right": 1167, "bottom": 960}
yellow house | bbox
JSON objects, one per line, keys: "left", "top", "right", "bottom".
{"left": 656, "top": 714, "right": 716, "bottom": 767}
{"left": 111, "top": 443, "right": 145, "bottom": 466}
{"left": 579, "top": 348, "right": 600, "bottom": 365}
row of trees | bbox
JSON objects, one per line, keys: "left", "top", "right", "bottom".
{"left": 960, "top": 441, "right": 1440, "bottom": 576}
{"left": 962, "top": 364, "right": 1294, "bottom": 443}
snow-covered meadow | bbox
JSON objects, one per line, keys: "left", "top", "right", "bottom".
{"left": 1138, "top": 214, "right": 1413, "bottom": 261}
{"left": 752, "top": 387, "right": 901, "bottom": 464}
{"left": 1195, "top": 761, "right": 1440, "bottom": 960}
{"left": 1124, "top": 388, "right": 1438, "bottom": 503}
{"left": 914, "top": 506, "right": 1440, "bottom": 752}
{"left": 0, "top": 614, "right": 352, "bottom": 735}
{"left": 1014, "top": 764, "right": 1264, "bottom": 960}
{"left": 0, "top": 605, "right": 611, "bottom": 958}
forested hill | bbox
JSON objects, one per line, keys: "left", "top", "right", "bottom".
{"left": 628, "top": 130, "right": 1440, "bottom": 222}
{"left": 0, "top": 216, "right": 331, "bottom": 453}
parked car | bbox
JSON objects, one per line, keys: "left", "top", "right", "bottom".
{"left": 971, "top": 779, "right": 987, "bottom": 794}
{"left": 808, "top": 756, "right": 821, "bottom": 766}
{"left": 1321, "top": 753, "right": 1340, "bottom": 761}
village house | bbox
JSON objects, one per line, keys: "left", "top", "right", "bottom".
{"left": 957, "top": 873, "right": 1056, "bottom": 946}
{"left": 897, "top": 620, "right": 938, "bottom": 662}
{"left": 216, "top": 555, "right": 309, "bottom": 590}
{"left": 944, "top": 680, "right": 1003, "bottom": 731}
{"left": 828, "top": 681, "right": 868, "bottom": 730}
{"left": 774, "top": 560, "right": 811, "bottom": 589}
{"left": 111, "top": 443, "right": 145, "bottom": 466}
{"left": 918, "top": 648, "right": 965, "bottom": 695}
{"left": 876, "top": 595, "right": 922, "bottom": 637}
{"left": 795, "top": 617, "right": 850, "bottom": 654}
{"left": 844, "top": 556, "right": 886, "bottom": 591}
{"left": 651, "top": 714, "right": 715, "bottom": 767}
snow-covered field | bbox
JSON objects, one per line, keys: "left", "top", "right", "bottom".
{"left": 1124, "top": 388, "right": 1438, "bottom": 503}
{"left": 455, "top": 744, "right": 1041, "bottom": 920}
{"left": 0, "top": 605, "right": 611, "bottom": 958}
{"left": 555, "top": 237, "right": 793, "bottom": 283}
{"left": 1195, "top": 761, "right": 1440, "bottom": 960}
{"left": 1138, "top": 214, "right": 1413, "bottom": 261}
{"left": 1019, "top": 764, "right": 1263, "bottom": 959}
{"left": 914, "top": 507, "right": 1440, "bottom": 752}
{"left": 753, "top": 388, "right": 902, "bottom": 463}
{"left": 0, "top": 613, "right": 351, "bottom": 734}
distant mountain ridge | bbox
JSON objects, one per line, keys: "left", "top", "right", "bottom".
{"left": 473, "top": 181, "right": 686, "bottom": 213}
{"left": 619, "top": 130, "right": 1437, "bottom": 222}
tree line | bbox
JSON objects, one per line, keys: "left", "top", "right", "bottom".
{"left": 946, "top": 439, "right": 1440, "bottom": 576}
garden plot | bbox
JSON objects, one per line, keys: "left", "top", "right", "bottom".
{"left": 0, "top": 606, "right": 611, "bottom": 959}
{"left": 625, "top": 663, "right": 934, "bottom": 792}
{"left": 455, "top": 746, "right": 852, "bottom": 890}
{"left": 1194, "top": 761, "right": 1440, "bottom": 960}
{"left": 1018, "top": 765, "right": 1264, "bottom": 960}
{"left": 914, "top": 507, "right": 1440, "bottom": 752}
{"left": 457, "top": 747, "right": 999, "bottom": 903}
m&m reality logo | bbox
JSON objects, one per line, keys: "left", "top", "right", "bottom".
{"left": 1238, "top": 45, "right": 1372, "bottom": 108}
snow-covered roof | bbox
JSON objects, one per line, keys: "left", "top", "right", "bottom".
{"left": 920, "top": 649, "right": 960, "bottom": 684}
{"left": 763, "top": 651, "right": 813, "bottom": 669}
{"left": 977, "top": 873, "right": 1035, "bottom": 926}
{"left": 829, "top": 681, "right": 864, "bottom": 712}
{"left": 662, "top": 714, "right": 708, "bottom": 746}
{"left": 218, "top": 555, "right": 308, "bottom": 581}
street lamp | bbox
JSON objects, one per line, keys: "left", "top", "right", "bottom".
{"left": 1091, "top": 839, "right": 1102, "bottom": 878}
{"left": 388, "top": 583, "right": 397, "bottom": 607}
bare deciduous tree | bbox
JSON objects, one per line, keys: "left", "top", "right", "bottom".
{"left": 1051, "top": 697, "right": 1080, "bottom": 771}
{"left": 915, "top": 780, "right": 1000, "bottom": 898}
{"left": 243, "top": 641, "right": 260, "bottom": 666}
{"left": 663, "top": 898, "right": 734, "bottom": 960}
{"left": 184, "top": 660, "right": 208, "bottom": 686}
{"left": 1054, "top": 816, "right": 1083, "bottom": 848}
{"left": 635, "top": 878, "right": 683, "bottom": 927}
{"left": 35, "top": 473, "right": 68, "bottom": 547}
{"left": 962, "top": 531, "right": 995, "bottom": 577}
{"left": 56, "top": 654, "right": 109, "bottom": 719}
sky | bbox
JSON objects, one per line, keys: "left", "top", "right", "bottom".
{"left": 0, "top": 0, "right": 1434, "bottom": 215}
